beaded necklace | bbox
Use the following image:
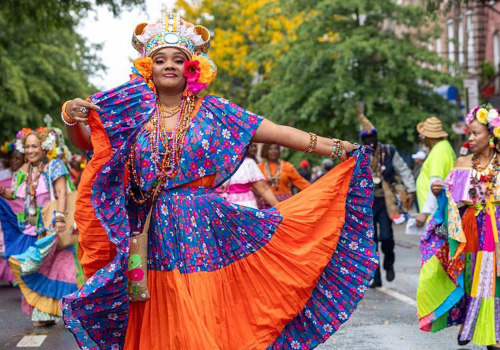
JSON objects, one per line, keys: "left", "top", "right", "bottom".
{"left": 26, "top": 162, "right": 44, "bottom": 224}
{"left": 128, "top": 96, "right": 196, "bottom": 204}
{"left": 469, "top": 152, "right": 499, "bottom": 204}
{"left": 264, "top": 160, "right": 282, "bottom": 190}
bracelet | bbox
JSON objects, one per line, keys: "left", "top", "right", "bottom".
{"left": 306, "top": 132, "right": 317, "bottom": 153}
{"left": 329, "top": 139, "right": 344, "bottom": 159}
{"left": 61, "top": 101, "right": 77, "bottom": 126}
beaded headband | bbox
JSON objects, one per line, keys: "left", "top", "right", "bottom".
{"left": 132, "top": 13, "right": 211, "bottom": 58}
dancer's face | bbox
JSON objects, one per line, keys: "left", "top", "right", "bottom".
{"left": 9, "top": 151, "right": 24, "bottom": 171}
{"left": 468, "top": 120, "right": 492, "bottom": 154}
{"left": 151, "top": 48, "right": 188, "bottom": 94}
{"left": 248, "top": 143, "right": 258, "bottom": 158}
{"left": 24, "top": 134, "right": 44, "bottom": 165}
{"left": 267, "top": 144, "right": 281, "bottom": 161}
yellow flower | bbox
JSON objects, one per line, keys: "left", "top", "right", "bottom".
{"left": 193, "top": 55, "right": 217, "bottom": 84}
{"left": 133, "top": 58, "right": 153, "bottom": 80}
{"left": 476, "top": 108, "right": 488, "bottom": 124}
{"left": 494, "top": 126, "right": 500, "bottom": 138}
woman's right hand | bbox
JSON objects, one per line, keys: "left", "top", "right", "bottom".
{"left": 431, "top": 181, "right": 444, "bottom": 197}
{"left": 66, "top": 98, "right": 100, "bottom": 123}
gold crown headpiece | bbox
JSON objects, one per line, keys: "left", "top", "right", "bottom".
{"left": 132, "top": 12, "right": 211, "bottom": 58}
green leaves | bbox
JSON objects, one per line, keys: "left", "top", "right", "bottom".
{"left": 248, "top": 0, "right": 460, "bottom": 151}
{"left": 0, "top": 0, "right": 142, "bottom": 141}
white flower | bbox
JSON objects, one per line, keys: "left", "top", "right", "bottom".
{"left": 323, "top": 324, "right": 333, "bottom": 332}
{"left": 201, "top": 139, "right": 209, "bottom": 150}
{"left": 325, "top": 290, "right": 333, "bottom": 298}
{"left": 340, "top": 267, "right": 348, "bottom": 274}
{"left": 366, "top": 230, "right": 374, "bottom": 238}
{"left": 291, "top": 340, "right": 301, "bottom": 349}
{"left": 488, "top": 108, "right": 499, "bottom": 123}
{"left": 161, "top": 204, "right": 168, "bottom": 215}
{"left": 41, "top": 132, "right": 56, "bottom": 151}
{"left": 339, "top": 311, "right": 348, "bottom": 320}
{"left": 84, "top": 303, "right": 94, "bottom": 310}
{"left": 256, "top": 211, "right": 265, "bottom": 218}
{"left": 349, "top": 242, "right": 359, "bottom": 250}
{"left": 358, "top": 285, "right": 368, "bottom": 293}
{"left": 111, "top": 345, "right": 120, "bottom": 350}
{"left": 198, "top": 167, "right": 206, "bottom": 177}
{"left": 222, "top": 129, "right": 231, "bottom": 139}
{"left": 15, "top": 139, "right": 24, "bottom": 153}
{"left": 108, "top": 313, "right": 118, "bottom": 320}
{"left": 305, "top": 309, "right": 312, "bottom": 318}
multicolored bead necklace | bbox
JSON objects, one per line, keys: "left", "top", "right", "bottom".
{"left": 469, "top": 152, "right": 499, "bottom": 204}
{"left": 128, "top": 95, "right": 196, "bottom": 204}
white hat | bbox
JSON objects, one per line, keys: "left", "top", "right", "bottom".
{"left": 411, "top": 150, "right": 426, "bottom": 160}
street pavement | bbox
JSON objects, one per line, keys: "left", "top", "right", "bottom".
{"left": 0, "top": 224, "right": 485, "bottom": 349}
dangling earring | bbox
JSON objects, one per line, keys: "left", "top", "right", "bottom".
{"left": 490, "top": 138, "right": 495, "bottom": 149}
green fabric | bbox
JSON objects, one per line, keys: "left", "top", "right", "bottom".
{"left": 464, "top": 254, "right": 472, "bottom": 294}
{"left": 417, "top": 255, "right": 457, "bottom": 317}
{"left": 31, "top": 308, "right": 60, "bottom": 322}
{"left": 416, "top": 140, "right": 456, "bottom": 211}
{"left": 495, "top": 276, "right": 500, "bottom": 298}
{"left": 430, "top": 311, "right": 449, "bottom": 333}
{"left": 472, "top": 298, "right": 496, "bottom": 345}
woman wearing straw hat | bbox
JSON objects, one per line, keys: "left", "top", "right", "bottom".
{"left": 415, "top": 117, "right": 456, "bottom": 227}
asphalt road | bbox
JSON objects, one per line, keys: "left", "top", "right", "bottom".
{"left": 0, "top": 224, "right": 483, "bottom": 349}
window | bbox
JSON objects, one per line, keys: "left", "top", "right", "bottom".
{"left": 458, "top": 18, "right": 464, "bottom": 65}
{"left": 467, "top": 11, "right": 474, "bottom": 71}
{"left": 447, "top": 19, "right": 455, "bottom": 62}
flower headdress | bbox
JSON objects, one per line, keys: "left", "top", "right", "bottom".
{"left": 131, "top": 12, "right": 217, "bottom": 96}
{"left": 15, "top": 127, "right": 57, "bottom": 153}
{"left": 1, "top": 141, "right": 15, "bottom": 155}
{"left": 465, "top": 104, "right": 500, "bottom": 138}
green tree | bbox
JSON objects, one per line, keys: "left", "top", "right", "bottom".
{"left": 0, "top": 0, "right": 144, "bottom": 141}
{"left": 248, "top": 0, "right": 460, "bottom": 152}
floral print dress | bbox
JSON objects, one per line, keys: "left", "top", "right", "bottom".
{"left": 61, "top": 76, "right": 378, "bottom": 350}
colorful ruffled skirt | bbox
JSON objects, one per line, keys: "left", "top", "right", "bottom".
{"left": 417, "top": 192, "right": 500, "bottom": 345}
{"left": 62, "top": 116, "right": 378, "bottom": 350}
{"left": 0, "top": 197, "right": 82, "bottom": 321}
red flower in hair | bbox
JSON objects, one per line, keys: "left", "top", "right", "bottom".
{"left": 184, "top": 60, "right": 201, "bottom": 84}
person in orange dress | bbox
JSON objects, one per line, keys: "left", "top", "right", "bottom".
{"left": 258, "top": 143, "right": 310, "bottom": 204}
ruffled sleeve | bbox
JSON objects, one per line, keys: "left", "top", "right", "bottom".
{"left": 175, "top": 96, "right": 263, "bottom": 188}
{"left": 47, "top": 159, "right": 69, "bottom": 184}
{"left": 444, "top": 168, "right": 472, "bottom": 204}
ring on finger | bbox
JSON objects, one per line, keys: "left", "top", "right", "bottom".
{"left": 80, "top": 106, "right": 89, "bottom": 114}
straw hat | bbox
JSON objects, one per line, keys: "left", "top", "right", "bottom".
{"left": 416, "top": 117, "right": 448, "bottom": 138}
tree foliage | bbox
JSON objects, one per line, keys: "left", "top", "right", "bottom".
{"left": 0, "top": 0, "right": 144, "bottom": 141}
{"left": 175, "top": 0, "right": 301, "bottom": 105}
{"left": 248, "top": 0, "right": 461, "bottom": 151}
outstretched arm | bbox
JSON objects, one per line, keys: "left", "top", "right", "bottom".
{"left": 252, "top": 119, "right": 357, "bottom": 160}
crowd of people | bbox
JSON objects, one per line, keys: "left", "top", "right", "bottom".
{"left": 1, "top": 10, "right": 500, "bottom": 350}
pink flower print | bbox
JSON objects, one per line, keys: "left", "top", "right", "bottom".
{"left": 144, "top": 172, "right": 154, "bottom": 182}
{"left": 189, "top": 162, "right": 197, "bottom": 172}
{"left": 203, "top": 159, "right": 213, "bottom": 169}
{"left": 196, "top": 148, "right": 204, "bottom": 158}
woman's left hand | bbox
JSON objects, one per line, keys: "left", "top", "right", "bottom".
{"left": 341, "top": 141, "right": 359, "bottom": 161}
{"left": 55, "top": 221, "right": 66, "bottom": 234}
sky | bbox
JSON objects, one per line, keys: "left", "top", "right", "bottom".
{"left": 79, "top": 0, "right": 177, "bottom": 90}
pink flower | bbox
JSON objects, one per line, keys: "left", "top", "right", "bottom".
{"left": 187, "top": 82, "right": 208, "bottom": 95}
{"left": 184, "top": 60, "right": 200, "bottom": 84}
{"left": 465, "top": 113, "right": 474, "bottom": 125}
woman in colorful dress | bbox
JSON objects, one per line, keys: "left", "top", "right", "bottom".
{"left": 217, "top": 156, "right": 278, "bottom": 208}
{"left": 417, "top": 105, "right": 500, "bottom": 349}
{"left": 258, "top": 143, "right": 310, "bottom": 207}
{"left": 0, "top": 144, "right": 24, "bottom": 284}
{"left": 60, "top": 13, "right": 377, "bottom": 350}
{"left": 0, "top": 128, "right": 81, "bottom": 327}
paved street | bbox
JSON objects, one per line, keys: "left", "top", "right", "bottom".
{"left": 0, "top": 224, "right": 483, "bottom": 349}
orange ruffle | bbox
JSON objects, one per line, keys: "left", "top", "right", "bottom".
{"left": 76, "top": 110, "right": 116, "bottom": 278}
{"left": 462, "top": 206, "right": 479, "bottom": 253}
{"left": 124, "top": 158, "right": 355, "bottom": 350}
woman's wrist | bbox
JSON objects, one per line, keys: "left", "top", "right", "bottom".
{"left": 329, "top": 139, "right": 344, "bottom": 159}
{"left": 61, "top": 101, "right": 78, "bottom": 126}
